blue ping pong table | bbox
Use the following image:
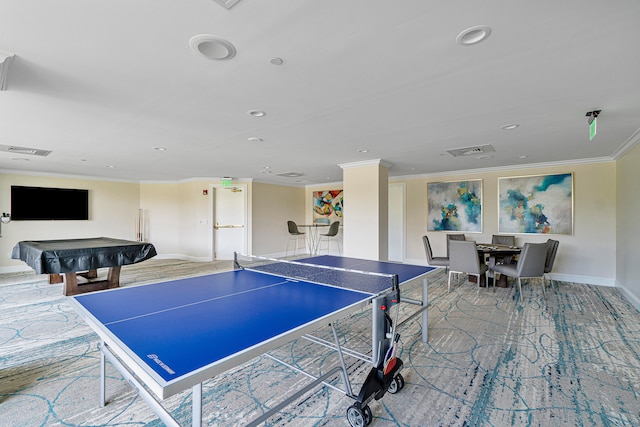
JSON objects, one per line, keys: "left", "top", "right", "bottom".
{"left": 71, "top": 255, "right": 434, "bottom": 427}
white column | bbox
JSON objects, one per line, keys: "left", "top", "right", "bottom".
{"left": 339, "top": 159, "right": 390, "bottom": 260}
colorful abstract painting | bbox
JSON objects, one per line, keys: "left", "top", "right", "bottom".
{"left": 427, "top": 180, "right": 482, "bottom": 232}
{"left": 498, "top": 173, "right": 573, "bottom": 235}
{"left": 313, "top": 190, "right": 343, "bottom": 225}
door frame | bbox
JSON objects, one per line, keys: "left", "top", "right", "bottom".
{"left": 210, "top": 183, "right": 249, "bottom": 260}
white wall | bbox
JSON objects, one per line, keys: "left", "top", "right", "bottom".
{"left": 139, "top": 182, "right": 181, "bottom": 256}
{"left": 304, "top": 183, "right": 345, "bottom": 256}
{"left": 252, "top": 182, "right": 304, "bottom": 256}
{"left": 140, "top": 180, "right": 246, "bottom": 261}
{"left": 0, "top": 159, "right": 624, "bottom": 290}
{"left": 300, "top": 161, "right": 617, "bottom": 286}
{"left": 179, "top": 181, "right": 215, "bottom": 259}
{"left": 616, "top": 143, "right": 640, "bottom": 307}
{"left": 0, "top": 173, "right": 140, "bottom": 271}
{"left": 400, "top": 161, "right": 617, "bottom": 285}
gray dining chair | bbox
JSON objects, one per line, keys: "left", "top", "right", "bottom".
{"left": 493, "top": 242, "right": 547, "bottom": 301}
{"left": 423, "top": 235, "right": 449, "bottom": 271}
{"left": 446, "top": 233, "right": 466, "bottom": 257}
{"left": 492, "top": 235, "right": 516, "bottom": 246}
{"left": 286, "top": 220, "right": 306, "bottom": 257}
{"left": 448, "top": 240, "right": 489, "bottom": 294}
{"left": 319, "top": 221, "right": 341, "bottom": 255}
{"left": 544, "top": 239, "right": 560, "bottom": 287}
{"left": 492, "top": 234, "right": 516, "bottom": 264}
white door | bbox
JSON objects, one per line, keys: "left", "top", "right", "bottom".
{"left": 388, "top": 183, "right": 405, "bottom": 262}
{"left": 212, "top": 184, "right": 247, "bottom": 260}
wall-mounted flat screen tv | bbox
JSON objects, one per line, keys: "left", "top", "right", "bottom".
{"left": 11, "top": 186, "right": 89, "bottom": 220}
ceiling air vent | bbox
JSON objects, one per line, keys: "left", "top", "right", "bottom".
{"left": 447, "top": 144, "right": 495, "bottom": 157}
{"left": 276, "top": 171, "right": 304, "bottom": 178}
{"left": 0, "top": 144, "right": 52, "bottom": 157}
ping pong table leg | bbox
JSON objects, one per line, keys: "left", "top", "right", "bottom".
{"left": 192, "top": 383, "right": 202, "bottom": 427}
{"left": 331, "top": 323, "right": 353, "bottom": 398}
{"left": 100, "top": 342, "right": 181, "bottom": 427}
{"left": 100, "top": 343, "right": 106, "bottom": 407}
{"left": 421, "top": 277, "right": 429, "bottom": 343}
{"left": 371, "top": 295, "right": 388, "bottom": 368}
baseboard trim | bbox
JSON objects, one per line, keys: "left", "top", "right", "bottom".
{"left": 615, "top": 280, "right": 640, "bottom": 311}
{"left": 405, "top": 258, "right": 615, "bottom": 287}
{"left": 2, "top": 256, "right": 617, "bottom": 289}
{"left": 153, "top": 254, "right": 211, "bottom": 262}
{"left": 550, "top": 273, "right": 615, "bottom": 287}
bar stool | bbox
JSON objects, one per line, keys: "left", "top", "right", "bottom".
{"left": 319, "top": 221, "right": 341, "bottom": 255}
{"left": 286, "top": 221, "right": 306, "bottom": 257}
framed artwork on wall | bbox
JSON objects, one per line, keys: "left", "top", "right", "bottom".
{"left": 498, "top": 173, "right": 573, "bottom": 235}
{"left": 313, "top": 190, "right": 343, "bottom": 225}
{"left": 427, "top": 179, "right": 482, "bottom": 232}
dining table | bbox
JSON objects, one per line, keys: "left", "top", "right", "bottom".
{"left": 297, "top": 223, "right": 330, "bottom": 256}
{"left": 476, "top": 243, "right": 522, "bottom": 287}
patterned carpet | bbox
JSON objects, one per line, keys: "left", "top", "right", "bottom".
{"left": 1, "top": 259, "right": 640, "bottom": 427}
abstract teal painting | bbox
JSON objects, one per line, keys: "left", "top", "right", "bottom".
{"left": 427, "top": 180, "right": 482, "bottom": 232}
{"left": 499, "top": 173, "right": 573, "bottom": 234}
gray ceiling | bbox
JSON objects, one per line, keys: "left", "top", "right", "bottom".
{"left": 2, "top": 1, "right": 639, "bottom": 185}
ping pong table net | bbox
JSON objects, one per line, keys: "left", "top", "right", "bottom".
{"left": 234, "top": 253, "right": 399, "bottom": 295}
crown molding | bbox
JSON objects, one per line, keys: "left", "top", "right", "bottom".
{"left": 0, "top": 168, "right": 137, "bottom": 183}
{"left": 610, "top": 127, "right": 640, "bottom": 160}
{"left": 388, "top": 156, "right": 615, "bottom": 181}
{"left": 338, "top": 159, "right": 392, "bottom": 169}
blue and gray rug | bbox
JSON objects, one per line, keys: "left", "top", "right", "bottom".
{"left": 1, "top": 260, "right": 639, "bottom": 426}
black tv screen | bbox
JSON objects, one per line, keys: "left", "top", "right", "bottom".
{"left": 11, "top": 186, "right": 89, "bottom": 221}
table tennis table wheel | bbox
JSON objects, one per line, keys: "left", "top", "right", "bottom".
{"left": 387, "top": 373, "right": 405, "bottom": 394}
{"left": 347, "top": 404, "right": 372, "bottom": 426}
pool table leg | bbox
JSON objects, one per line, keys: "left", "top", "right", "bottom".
{"left": 62, "top": 266, "right": 122, "bottom": 296}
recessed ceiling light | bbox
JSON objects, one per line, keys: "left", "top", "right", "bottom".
{"left": 248, "top": 137, "right": 263, "bottom": 143}
{"left": 154, "top": 147, "right": 167, "bottom": 151}
{"left": 358, "top": 149, "right": 369, "bottom": 153}
{"left": 501, "top": 124, "right": 520, "bottom": 130}
{"left": 189, "top": 35, "right": 236, "bottom": 60}
{"left": 106, "top": 165, "right": 115, "bottom": 168}
{"left": 276, "top": 171, "right": 304, "bottom": 178}
{"left": 270, "top": 57, "right": 283, "bottom": 65}
{"left": 456, "top": 25, "right": 492, "bottom": 46}
{"left": 248, "top": 110, "right": 266, "bottom": 117}
{"left": 518, "top": 155, "right": 528, "bottom": 159}
{"left": 476, "top": 155, "right": 494, "bottom": 160}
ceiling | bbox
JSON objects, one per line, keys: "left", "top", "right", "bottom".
{"left": 2, "top": 1, "right": 640, "bottom": 185}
